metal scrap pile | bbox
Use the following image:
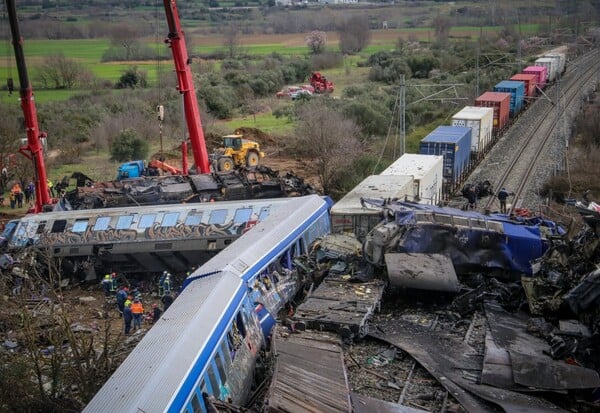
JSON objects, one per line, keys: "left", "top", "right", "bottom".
{"left": 58, "top": 166, "right": 316, "bottom": 210}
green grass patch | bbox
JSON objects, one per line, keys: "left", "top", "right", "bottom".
{"left": 219, "top": 112, "right": 295, "bottom": 135}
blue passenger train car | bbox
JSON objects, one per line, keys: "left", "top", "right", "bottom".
{"left": 493, "top": 80, "right": 525, "bottom": 116}
{"left": 419, "top": 126, "right": 472, "bottom": 189}
{"left": 83, "top": 195, "right": 332, "bottom": 413}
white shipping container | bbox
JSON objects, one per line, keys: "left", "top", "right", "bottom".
{"left": 543, "top": 53, "right": 566, "bottom": 76}
{"left": 451, "top": 106, "right": 494, "bottom": 155}
{"left": 380, "top": 153, "right": 443, "bottom": 206}
{"left": 535, "top": 57, "right": 558, "bottom": 82}
{"left": 331, "top": 174, "right": 414, "bottom": 240}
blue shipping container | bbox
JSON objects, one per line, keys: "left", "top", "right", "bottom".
{"left": 419, "top": 126, "right": 472, "bottom": 185}
{"left": 494, "top": 80, "right": 525, "bottom": 116}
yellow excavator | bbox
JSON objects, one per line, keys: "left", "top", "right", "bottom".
{"left": 212, "top": 134, "right": 265, "bottom": 172}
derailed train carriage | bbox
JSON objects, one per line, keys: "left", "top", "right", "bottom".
{"left": 363, "top": 200, "right": 565, "bottom": 277}
{"left": 7, "top": 197, "right": 297, "bottom": 276}
{"left": 83, "top": 194, "right": 332, "bottom": 413}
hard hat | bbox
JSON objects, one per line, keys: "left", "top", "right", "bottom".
{"left": 163, "top": 270, "right": 168, "bottom": 275}
{"left": 104, "top": 274, "right": 110, "bottom": 280}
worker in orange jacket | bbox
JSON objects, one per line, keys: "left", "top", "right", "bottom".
{"left": 131, "top": 298, "right": 144, "bottom": 330}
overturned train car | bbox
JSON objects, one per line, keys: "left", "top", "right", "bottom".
{"left": 363, "top": 201, "right": 564, "bottom": 276}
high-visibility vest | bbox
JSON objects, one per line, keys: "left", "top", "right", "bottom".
{"left": 131, "top": 302, "right": 144, "bottom": 315}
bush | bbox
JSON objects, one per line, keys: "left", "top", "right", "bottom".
{"left": 198, "top": 85, "right": 237, "bottom": 119}
{"left": 110, "top": 128, "right": 149, "bottom": 162}
{"left": 311, "top": 52, "right": 343, "bottom": 70}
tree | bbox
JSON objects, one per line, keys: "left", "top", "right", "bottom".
{"left": 433, "top": 15, "right": 452, "bottom": 43}
{"left": 109, "top": 24, "right": 142, "bottom": 61}
{"left": 305, "top": 30, "right": 327, "bottom": 55}
{"left": 110, "top": 128, "right": 149, "bottom": 162}
{"left": 222, "top": 23, "right": 241, "bottom": 59}
{"left": 338, "top": 15, "right": 371, "bottom": 54}
{"left": 37, "top": 54, "right": 85, "bottom": 89}
{"left": 293, "top": 100, "right": 362, "bottom": 194}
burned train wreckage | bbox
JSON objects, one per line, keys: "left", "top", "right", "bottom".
{"left": 363, "top": 200, "right": 565, "bottom": 278}
{"left": 55, "top": 166, "right": 315, "bottom": 210}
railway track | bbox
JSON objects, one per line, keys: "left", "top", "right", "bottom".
{"left": 464, "top": 49, "right": 600, "bottom": 213}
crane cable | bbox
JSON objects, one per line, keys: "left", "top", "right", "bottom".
{"left": 2, "top": 1, "right": 14, "bottom": 95}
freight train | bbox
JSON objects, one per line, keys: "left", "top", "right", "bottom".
{"left": 417, "top": 51, "right": 567, "bottom": 195}
{"left": 83, "top": 194, "right": 332, "bottom": 413}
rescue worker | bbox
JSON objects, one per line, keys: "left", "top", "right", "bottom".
{"left": 110, "top": 272, "right": 118, "bottom": 294}
{"left": 158, "top": 271, "right": 167, "bottom": 297}
{"left": 101, "top": 274, "right": 112, "bottom": 296}
{"left": 124, "top": 295, "right": 133, "bottom": 309}
{"left": 47, "top": 178, "right": 55, "bottom": 198}
{"left": 163, "top": 273, "right": 172, "bottom": 296}
{"left": 116, "top": 287, "right": 128, "bottom": 315}
{"left": 131, "top": 298, "right": 144, "bottom": 330}
{"left": 151, "top": 303, "right": 162, "bottom": 324}
{"left": 497, "top": 187, "right": 514, "bottom": 214}
{"left": 161, "top": 292, "right": 174, "bottom": 312}
{"left": 123, "top": 302, "right": 133, "bottom": 335}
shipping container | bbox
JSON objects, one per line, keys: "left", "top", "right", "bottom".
{"left": 494, "top": 80, "right": 525, "bottom": 116}
{"left": 419, "top": 126, "right": 471, "bottom": 189}
{"left": 451, "top": 106, "right": 494, "bottom": 156}
{"left": 543, "top": 52, "right": 566, "bottom": 75}
{"left": 534, "top": 57, "right": 558, "bottom": 82}
{"left": 330, "top": 174, "right": 414, "bottom": 240}
{"left": 474, "top": 92, "right": 511, "bottom": 133}
{"left": 380, "top": 153, "right": 443, "bottom": 205}
{"left": 510, "top": 73, "right": 537, "bottom": 100}
{"left": 522, "top": 66, "right": 548, "bottom": 91}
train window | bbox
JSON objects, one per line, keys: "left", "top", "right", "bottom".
{"left": 258, "top": 207, "right": 270, "bottom": 221}
{"left": 221, "top": 339, "right": 232, "bottom": 367}
{"left": 161, "top": 212, "right": 179, "bottom": 227}
{"left": 190, "top": 392, "right": 204, "bottom": 413}
{"left": 235, "top": 312, "right": 246, "bottom": 338}
{"left": 208, "top": 209, "right": 227, "bottom": 225}
{"left": 116, "top": 215, "right": 134, "bottom": 230}
{"left": 93, "top": 216, "right": 111, "bottom": 231}
{"left": 72, "top": 219, "right": 88, "bottom": 233}
{"left": 215, "top": 352, "right": 227, "bottom": 385}
{"left": 453, "top": 217, "right": 469, "bottom": 227}
{"left": 207, "top": 364, "right": 221, "bottom": 399}
{"left": 233, "top": 208, "right": 252, "bottom": 224}
{"left": 138, "top": 214, "right": 156, "bottom": 229}
{"left": 51, "top": 220, "right": 67, "bottom": 233}
{"left": 434, "top": 214, "right": 453, "bottom": 225}
{"left": 185, "top": 213, "right": 202, "bottom": 226}
{"left": 36, "top": 222, "right": 46, "bottom": 234}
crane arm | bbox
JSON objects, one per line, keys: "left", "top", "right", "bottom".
{"left": 6, "top": 0, "right": 52, "bottom": 212}
{"left": 162, "top": 0, "right": 211, "bottom": 174}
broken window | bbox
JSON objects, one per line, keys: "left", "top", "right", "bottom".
{"left": 206, "top": 363, "right": 221, "bottom": 399}
{"left": 51, "top": 220, "right": 67, "bottom": 233}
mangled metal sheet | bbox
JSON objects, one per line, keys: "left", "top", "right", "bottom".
{"left": 364, "top": 201, "right": 565, "bottom": 275}
{"left": 484, "top": 302, "right": 600, "bottom": 390}
{"left": 385, "top": 253, "right": 459, "bottom": 292}
{"left": 317, "top": 233, "right": 364, "bottom": 260}
{"left": 351, "top": 393, "right": 428, "bottom": 413}
{"left": 265, "top": 328, "right": 351, "bottom": 413}
{"left": 370, "top": 318, "right": 568, "bottom": 413}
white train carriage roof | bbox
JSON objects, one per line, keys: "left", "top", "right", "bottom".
{"left": 186, "top": 194, "right": 330, "bottom": 284}
{"left": 84, "top": 270, "right": 244, "bottom": 413}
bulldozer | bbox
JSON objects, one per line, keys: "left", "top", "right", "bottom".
{"left": 212, "top": 134, "right": 265, "bottom": 172}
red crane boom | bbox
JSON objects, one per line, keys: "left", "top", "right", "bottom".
{"left": 162, "top": 0, "right": 211, "bottom": 174}
{"left": 6, "top": 0, "right": 52, "bottom": 213}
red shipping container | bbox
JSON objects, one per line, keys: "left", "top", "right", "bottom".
{"left": 522, "top": 66, "right": 548, "bottom": 90}
{"left": 511, "top": 73, "right": 537, "bottom": 99}
{"left": 474, "top": 92, "right": 511, "bottom": 131}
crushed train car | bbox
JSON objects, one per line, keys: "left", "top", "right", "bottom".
{"left": 363, "top": 200, "right": 565, "bottom": 276}
{"left": 58, "top": 166, "right": 316, "bottom": 210}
